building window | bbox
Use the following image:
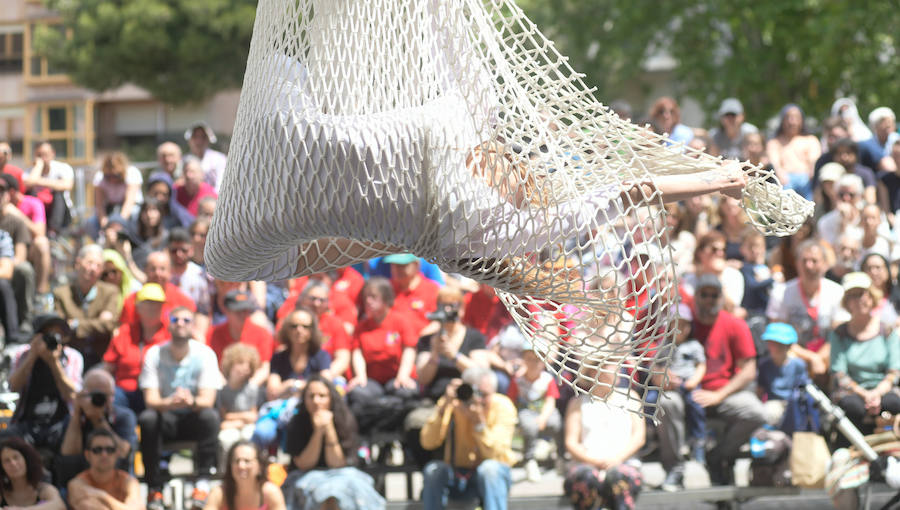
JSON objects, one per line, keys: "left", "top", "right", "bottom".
{"left": 24, "top": 23, "right": 68, "bottom": 84}
{"left": 0, "top": 32, "right": 23, "bottom": 74}
{"left": 25, "top": 101, "right": 94, "bottom": 165}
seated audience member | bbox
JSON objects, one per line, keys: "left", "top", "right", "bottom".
{"left": 129, "top": 198, "right": 171, "bottom": 270}
{"left": 860, "top": 253, "right": 900, "bottom": 329}
{"left": 144, "top": 172, "right": 194, "bottom": 229}
{"left": 417, "top": 287, "right": 490, "bottom": 402}
{"left": 825, "top": 233, "right": 861, "bottom": 284}
{"left": 282, "top": 375, "right": 384, "bottom": 510}
{"left": 347, "top": 277, "right": 419, "bottom": 414}
{"left": 59, "top": 368, "right": 137, "bottom": 483}
{"left": 119, "top": 250, "right": 196, "bottom": 329}
{"left": 1, "top": 173, "right": 51, "bottom": 305}
{"left": 829, "top": 272, "right": 900, "bottom": 436}
{"left": 100, "top": 215, "right": 147, "bottom": 283}
{"left": 189, "top": 218, "right": 210, "bottom": 269}
{"left": 203, "top": 441, "right": 286, "bottom": 510}
{"left": 0, "top": 143, "right": 24, "bottom": 192}
{"left": 0, "top": 182, "right": 35, "bottom": 333}
{"left": 0, "top": 437, "right": 65, "bottom": 510}
{"left": 25, "top": 141, "right": 73, "bottom": 234}
{"left": 716, "top": 195, "right": 749, "bottom": 262}
{"left": 564, "top": 362, "right": 644, "bottom": 510}
{"left": 386, "top": 253, "right": 440, "bottom": 337}
{"left": 831, "top": 137, "right": 878, "bottom": 204}
{"left": 67, "top": 429, "right": 143, "bottom": 510}
{"left": 255, "top": 307, "right": 331, "bottom": 451}
{"left": 217, "top": 343, "right": 261, "bottom": 457}
{"left": 208, "top": 289, "right": 274, "bottom": 387}
{"left": 139, "top": 306, "right": 221, "bottom": 510}
{"left": 210, "top": 279, "right": 270, "bottom": 330}
{"left": 53, "top": 244, "right": 120, "bottom": 368}
{"left": 813, "top": 162, "right": 845, "bottom": 220}
{"left": 167, "top": 228, "right": 211, "bottom": 337}
{"left": 103, "top": 283, "right": 170, "bottom": 413}
{"left": 7, "top": 314, "right": 83, "bottom": 452}
{"left": 664, "top": 202, "right": 697, "bottom": 277}
{"left": 813, "top": 116, "right": 852, "bottom": 177}
{"left": 657, "top": 275, "right": 764, "bottom": 488}
{"left": 817, "top": 173, "right": 864, "bottom": 247}
{"left": 420, "top": 367, "right": 516, "bottom": 510}
{"left": 101, "top": 248, "right": 141, "bottom": 306}
{"left": 279, "top": 279, "right": 351, "bottom": 377}
{"left": 155, "top": 141, "right": 183, "bottom": 182}
{"left": 0, "top": 229, "right": 19, "bottom": 341}
{"left": 756, "top": 323, "right": 810, "bottom": 428}
{"left": 89, "top": 151, "right": 143, "bottom": 240}
{"left": 196, "top": 195, "right": 217, "bottom": 220}
{"left": 859, "top": 204, "right": 892, "bottom": 261}
{"left": 709, "top": 98, "right": 758, "bottom": 160}
{"left": 766, "top": 104, "right": 820, "bottom": 200}
{"left": 681, "top": 231, "right": 744, "bottom": 314}
{"left": 649, "top": 96, "right": 695, "bottom": 146}
{"left": 184, "top": 121, "right": 227, "bottom": 192}
{"left": 767, "top": 239, "right": 844, "bottom": 378}
{"left": 462, "top": 283, "right": 513, "bottom": 343}
{"left": 175, "top": 157, "right": 218, "bottom": 217}
{"left": 510, "top": 341, "right": 561, "bottom": 482}
{"left": 768, "top": 217, "right": 817, "bottom": 283}
{"left": 739, "top": 230, "right": 778, "bottom": 317}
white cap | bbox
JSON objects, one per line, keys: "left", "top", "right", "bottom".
{"left": 820, "top": 162, "right": 845, "bottom": 183}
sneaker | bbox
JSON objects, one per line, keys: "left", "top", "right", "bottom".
{"left": 189, "top": 487, "right": 208, "bottom": 509}
{"left": 525, "top": 458, "right": 542, "bottom": 482}
{"left": 147, "top": 489, "right": 165, "bottom": 510}
{"left": 661, "top": 468, "right": 684, "bottom": 492}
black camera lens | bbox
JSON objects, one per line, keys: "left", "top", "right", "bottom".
{"left": 456, "top": 383, "right": 473, "bottom": 402}
{"left": 90, "top": 392, "right": 108, "bottom": 407}
{"left": 42, "top": 332, "right": 60, "bottom": 351}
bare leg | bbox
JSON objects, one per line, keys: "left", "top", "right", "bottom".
{"left": 30, "top": 236, "right": 51, "bottom": 293}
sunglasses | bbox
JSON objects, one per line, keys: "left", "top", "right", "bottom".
{"left": 170, "top": 316, "right": 193, "bottom": 324}
{"left": 89, "top": 446, "right": 117, "bottom": 455}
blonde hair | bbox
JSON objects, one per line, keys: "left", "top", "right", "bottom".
{"left": 101, "top": 151, "right": 130, "bottom": 179}
{"left": 220, "top": 343, "right": 260, "bottom": 378}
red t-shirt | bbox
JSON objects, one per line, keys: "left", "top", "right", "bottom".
{"left": 207, "top": 320, "right": 275, "bottom": 363}
{"left": 103, "top": 322, "right": 171, "bottom": 392}
{"left": 2, "top": 164, "right": 24, "bottom": 193}
{"left": 693, "top": 310, "right": 756, "bottom": 391}
{"left": 332, "top": 266, "right": 364, "bottom": 304}
{"left": 119, "top": 283, "right": 197, "bottom": 327}
{"left": 174, "top": 182, "right": 218, "bottom": 216}
{"left": 352, "top": 309, "right": 417, "bottom": 384}
{"left": 392, "top": 277, "right": 439, "bottom": 336}
{"left": 319, "top": 312, "right": 351, "bottom": 355}
{"left": 277, "top": 279, "right": 359, "bottom": 330}
{"left": 463, "top": 290, "right": 512, "bottom": 342}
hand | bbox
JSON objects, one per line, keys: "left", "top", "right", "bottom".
{"left": 457, "top": 399, "right": 486, "bottom": 428}
{"left": 665, "top": 373, "right": 683, "bottom": 391}
{"left": 592, "top": 456, "right": 618, "bottom": 470}
{"left": 444, "top": 378, "right": 463, "bottom": 400}
{"left": 99, "top": 310, "right": 114, "bottom": 322}
{"left": 30, "top": 335, "right": 53, "bottom": 362}
{"left": 864, "top": 390, "right": 882, "bottom": 415}
{"left": 692, "top": 389, "right": 724, "bottom": 408}
{"left": 393, "top": 375, "right": 417, "bottom": 390}
{"left": 536, "top": 415, "right": 548, "bottom": 432}
{"left": 718, "top": 162, "right": 747, "bottom": 200}
{"left": 312, "top": 409, "right": 334, "bottom": 430}
{"left": 682, "top": 379, "right": 698, "bottom": 391}
{"left": 346, "top": 376, "right": 367, "bottom": 392}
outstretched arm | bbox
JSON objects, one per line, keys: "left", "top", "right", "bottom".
{"left": 623, "top": 166, "right": 746, "bottom": 205}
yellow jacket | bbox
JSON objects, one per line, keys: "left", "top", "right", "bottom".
{"left": 420, "top": 393, "right": 517, "bottom": 468}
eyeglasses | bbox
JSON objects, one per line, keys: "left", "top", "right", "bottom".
{"left": 170, "top": 316, "right": 193, "bottom": 324}
{"left": 89, "top": 446, "right": 117, "bottom": 455}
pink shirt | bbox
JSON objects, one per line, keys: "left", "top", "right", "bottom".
{"left": 17, "top": 194, "right": 46, "bottom": 225}
{"left": 175, "top": 182, "right": 217, "bottom": 216}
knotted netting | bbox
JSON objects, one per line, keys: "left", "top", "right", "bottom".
{"left": 206, "top": 0, "right": 813, "bottom": 419}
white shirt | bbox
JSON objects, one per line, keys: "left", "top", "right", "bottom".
{"left": 139, "top": 340, "right": 222, "bottom": 399}
{"left": 92, "top": 165, "right": 143, "bottom": 212}
{"left": 197, "top": 148, "right": 228, "bottom": 193}
{"left": 766, "top": 278, "right": 845, "bottom": 345}
{"left": 579, "top": 391, "right": 639, "bottom": 461}
{"left": 681, "top": 266, "right": 745, "bottom": 308}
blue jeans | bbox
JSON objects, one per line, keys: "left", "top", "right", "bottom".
{"left": 679, "top": 385, "right": 706, "bottom": 444}
{"left": 421, "top": 459, "right": 511, "bottom": 510}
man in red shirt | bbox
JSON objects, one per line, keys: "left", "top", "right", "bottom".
{"left": 174, "top": 157, "right": 218, "bottom": 217}
{"left": 0, "top": 142, "right": 24, "bottom": 192}
{"left": 386, "top": 253, "right": 439, "bottom": 337}
{"left": 657, "top": 274, "right": 764, "bottom": 490}
{"left": 207, "top": 289, "right": 274, "bottom": 387}
{"left": 119, "top": 251, "right": 196, "bottom": 330}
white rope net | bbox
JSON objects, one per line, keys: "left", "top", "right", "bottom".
{"left": 206, "top": 0, "right": 813, "bottom": 419}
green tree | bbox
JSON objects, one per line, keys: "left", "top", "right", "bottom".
{"left": 34, "top": 0, "right": 257, "bottom": 105}
{"left": 517, "top": 0, "right": 900, "bottom": 127}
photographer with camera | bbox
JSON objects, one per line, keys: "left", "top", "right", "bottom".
{"left": 6, "top": 313, "right": 83, "bottom": 452}
{"left": 420, "top": 366, "right": 517, "bottom": 510}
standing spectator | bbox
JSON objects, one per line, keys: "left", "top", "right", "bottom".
{"left": 386, "top": 253, "right": 440, "bottom": 337}
{"left": 168, "top": 228, "right": 211, "bottom": 337}
{"left": 649, "top": 96, "right": 695, "bottom": 146}
{"left": 817, "top": 173, "right": 864, "bottom": 247}
{"left": 0, "top": 182, "right": 34, "bottom": 333}
{"left": 156, "top": 141, "right": 183, "bottom": 183}
{"left": 0, "top": 230, "right": 18, "bottom": 342}
{"left": 139, "top": 306, "right": 221, "bottom": 510}
{"left": 67, "top": 429, "right": 143, "bottom": 510}
{"left": 766, "top": 104, "right": 820, "bottom": 200}
{"left": 1, "top": 172, "right": 51, "bottom": 305}
{"left": 656, "top": 275, "right": 764, "bottom": 487}
{"left": 24, "top": 141, "right": 73, "bottom": 233}
{"left": 0, "top": 142, "right": 24, "bottom": 192}
{"left": 830, "top": 138, "right": 878, "bottom": 204}
{"left": 145, "top": 172, "right": 194, "bottom": 229}
{"left": 7, "top": 314, "right": 83, "bottom": 452}
{"left": 282, "top": 375, "right": 383, "bottom": 510}
{"left": 217, "top": 344, "right": 261, "bottom": 457}
{"left": 207, "top": 289, "right": 274, "bottom": 388}
{"left": 184, "top": 122, "right": 227, "bottom": 192}
{"left": 118, "top": 250, "right": 196, "bottom": 331}
{"left": 709, "top": 98, "right": 758, "bottom": 160}
{"left": 766, "top": 240, "right": 844, "bottom": 378}
{"left": 0, "top": 437, "right": 65, "bottom": 509}
{"left": 202, "top": 441, "right": 286, "bottom": 510}
{"left": 103, "top": 283, "right": 171, "bottom": 413}
{"left": 510, "top": 342, "right": 561, "bottom": 482}
{"left": 420, "top": 367, "right": 516, "bottom": 510}
{"left": 53, "top": 244, "right": 120, "bottom": 368}
{"left": 175, "top": 157, "right": 218, "bottom": 218}
{"left": 90, "top": 152, "right": 143, "bottom": 240}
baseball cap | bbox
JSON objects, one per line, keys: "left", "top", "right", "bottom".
{"left": 33, "top": 313, "right": 71, "bottom": 336}
{"left": 761, "top": 322, "right": 798, "bottom": 345}
{"left": 717, "top": 98, "right": 744, "bottom": 117}
{"left": 184, "top": 121, "right": 217, "bottom": 144}
{"left": 224, "top": 289, "right": 256, "bottom": 311}
{"left": 695, "top": 273, "right": 722, "bottom": 291}
{"left": 842, "top": 272, "right": 872, "bottom": 293}
{"left": 819, "top": 162, "right": 845, "bottom": 183}
{"left": 136, "top": 283, "right": 166, "bottom": 303}
{"left": 383, "top": 253, "right": 418, "bottom": 265}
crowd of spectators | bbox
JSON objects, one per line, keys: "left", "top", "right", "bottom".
{"left": 0, "top": 95, "right": 897, "bottom": 510}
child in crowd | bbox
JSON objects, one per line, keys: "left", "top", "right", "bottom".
{"left": 739, "top": 230, "right": 779, "bottom": 317}
{"left": 509, "top": 341, "right": 562, "bottom": 482}
{"left": 756, "top": 322, "right": 810, "bottom": 428}
{"left": 217, "top": 343, "right": 261, "bottom": 457}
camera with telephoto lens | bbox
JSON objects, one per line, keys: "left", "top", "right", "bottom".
{"left": 90, "top": 392, "right": 108, "bottom": 407}
{"left": 427, "top": 303, "right": 460, "bottom": 323}
{"left": 456, "top": 382, "right": 474, "bottom": 402}
{"left": 42, "top": 332, "right": 61, "bottom": 351}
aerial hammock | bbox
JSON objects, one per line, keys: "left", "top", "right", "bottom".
{"left": 206, "top": 0, "right": 813, "bottom": 419}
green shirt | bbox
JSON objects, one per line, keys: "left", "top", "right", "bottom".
{"left": 829, "top": 326, "right": 900, "bottom": 389}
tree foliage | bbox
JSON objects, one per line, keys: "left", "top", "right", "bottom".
{"left": 517, "top": 0, "right": 900, "bottom": 127}
{"left": 34, "top": 0, "right": 257, "bottom": 105}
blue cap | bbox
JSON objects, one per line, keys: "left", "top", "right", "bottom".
{"left": 383, "top": 253, "right": 418, "bottom": 265}
{"left": 761, "top": 322, "right": 797, "bottom": 345}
